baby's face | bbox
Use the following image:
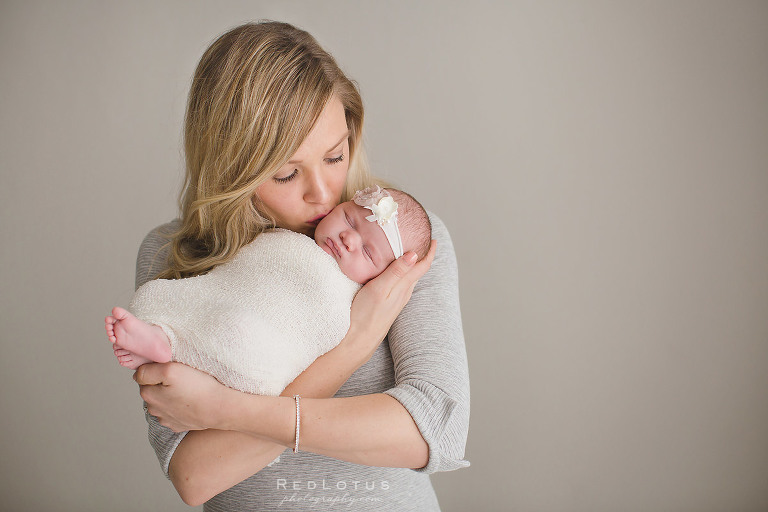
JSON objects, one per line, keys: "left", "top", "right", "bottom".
{"left": 314, "top": 201, "right": 395, "bottom": 284}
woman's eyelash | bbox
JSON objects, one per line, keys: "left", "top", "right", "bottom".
{"left": 326, "top": 152, "right": 344, "bottom": 164}
{"left": 273, "top": 170, "right": 298, "bottom": 183}
{"left": 274, "top": 153, "right": 342, "bottom": 183}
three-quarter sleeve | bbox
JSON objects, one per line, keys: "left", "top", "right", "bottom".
{"left": 383, "top": 213, "right": 471, "bottom": 474}
{"left": 135, "top": 221, "right": 188, "bottom": 478}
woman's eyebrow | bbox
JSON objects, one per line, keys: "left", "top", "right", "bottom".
{"left": 325, "top": 130, "right": 351, "bottom": 153}
{"left": 286, "top": 130, "right": 350, "bottom": 165}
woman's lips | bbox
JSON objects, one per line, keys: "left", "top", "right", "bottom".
{"left": 308, "top": 212, "right": 330, "bottom": 226}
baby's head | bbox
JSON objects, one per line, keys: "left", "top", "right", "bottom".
{"left": 314, "top": 186, "right": 432, "bottom": 284}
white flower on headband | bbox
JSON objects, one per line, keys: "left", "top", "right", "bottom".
{"left": 352, "top": 186, "right": 398, "bottom": 226}
{"left": 352, "top": 185, "right": 404, "bottom": 258}
{"left": 367, "top": 196, "right": 398, "bottom": 225}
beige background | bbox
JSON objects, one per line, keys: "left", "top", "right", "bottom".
{"left": 2, "top": 1, "right": 767, "bottom": 511}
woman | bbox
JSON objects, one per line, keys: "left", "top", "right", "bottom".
{"left": 134, "top": 21, "right": 469, "bottom": 510}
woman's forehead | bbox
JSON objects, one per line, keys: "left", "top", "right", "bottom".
{"left": 287, "top": 96, "right": 348, "bottom": 162}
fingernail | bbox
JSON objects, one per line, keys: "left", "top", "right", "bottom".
{"left": 405, "top": 252, "right": 417, "bottom": 265}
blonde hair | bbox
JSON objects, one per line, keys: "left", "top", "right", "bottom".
{"left": 159, "top": 21, "right": 378, "bottom": 279}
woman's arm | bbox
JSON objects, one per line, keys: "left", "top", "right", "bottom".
{"left": 135, "top": 222, "right": 435, "bottom": 505}
{"left": 382, "top": 214, "right": 470, "bottom": 473}
{"left": 136, "top": 223, "right": 362, "bottom": 504}
{"left": 161, "top": 335, "right": 380, "bottom": 506}
{"left": 138, "top": 244, "right": 436, "bottom": 448}
{"left": 140, "top": 216, "right": 468, "bottom": 474}
{"left": 139, "top": 364, "right": 429, "bottom": 467}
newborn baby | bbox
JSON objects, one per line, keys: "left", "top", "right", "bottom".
{"left": 105, "top": 186, "right": 431, "bottom": 397}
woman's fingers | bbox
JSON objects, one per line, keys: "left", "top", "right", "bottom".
{"left": 410, "top": 239, "right": 437, "bottom": 280}
{"left": 346, "top": 240, "right": 438, "bottom": 356}
{"left": 133, "top": 362, "right": 172, "bottom": 386}
{"left": 133, "top": 362, "right": 233, "bottom": 432}
{"left": 389, "top": 240, "right": 437, "bottom": 296}
{"left": 377, "top": 240, "right": 437, "bottom": 292}
{"left": 381, "top": 251, "right": 417, "bottom": 281}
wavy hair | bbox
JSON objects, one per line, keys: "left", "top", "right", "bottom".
{"left": 158, "top": 21, "right": 376, "bottom": 279}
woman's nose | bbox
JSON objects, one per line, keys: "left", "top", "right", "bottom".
{"left": 303, "top": 168, "right": 331, "bottom": 204}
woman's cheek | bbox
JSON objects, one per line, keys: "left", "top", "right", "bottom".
{"left": 335, "top": 159, "right": 351, "bottom": 195}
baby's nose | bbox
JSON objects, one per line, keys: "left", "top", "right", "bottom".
{"left": 339, "top": 230, "right": 359, "bottom": 251}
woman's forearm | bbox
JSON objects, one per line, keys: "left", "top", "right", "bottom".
{"left": 149, "top": 245, "right": 437, "bottom": 504}
{"left": 307, "top": 394, "right": 429, "bottom": 469}
{"left": 219, "top": 391, "right": 429, "bottom": 469}
{"left": 169, "top": 430, "right": 285, "bottom": 506}
{"left": 167, "top": 331, "right": 374, "bottom": 505}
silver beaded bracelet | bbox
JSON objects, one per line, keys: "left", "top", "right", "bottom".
{"left": 293, "top": 394, "right": 301, "bottom": 453}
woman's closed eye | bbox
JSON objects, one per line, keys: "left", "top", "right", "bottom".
{"left": 325, "top": 152, "right": 344, "bottom": 165}
{"left": 273, "top": 149, "right": 343, "bottom": 184}
{"left": 273, "top": 169, "right": 298, "bottom": 184}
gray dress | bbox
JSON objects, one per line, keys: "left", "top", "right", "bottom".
{"left": 136, "top": 213, "right": 470, "bottom": 512}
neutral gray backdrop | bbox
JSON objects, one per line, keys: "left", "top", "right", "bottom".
{"left": 1, "top": 1, "right": 767, "bottom": 511}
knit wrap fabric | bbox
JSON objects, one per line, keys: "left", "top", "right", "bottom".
{"left": 129, "top": 229, "right": 361, "bottom": 396}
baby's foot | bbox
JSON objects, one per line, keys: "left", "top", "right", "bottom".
{"left": 113, "top": 346, "right": 153, "bottom": 370}
{"left": 105, "top": 307, "right": 172, "bottom": 368}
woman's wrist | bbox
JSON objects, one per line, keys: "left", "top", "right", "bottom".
{"left": 212, "top": 384, "right": 256, "bottom": 431}
{"left": 216, "top": 331, "right": 375, "bottom": 444}
{"left": 221, "top": 393, "right": 297, "bottom": 448}
{"left": 338, "top": 326, "right": 382, "bottom": 368}
{"left": 213, "top": 328, "right": 385, "bottom": 440}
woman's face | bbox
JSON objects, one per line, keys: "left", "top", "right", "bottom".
{"left": 255, "top": 95, "right": 350, "bottom": 236}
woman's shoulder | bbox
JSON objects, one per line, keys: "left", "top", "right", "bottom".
{"left": 141, "top": 219, "right": 181, "bottom": 247}
{"left": 135, "top": 220, "right": 180, "bottom": 290}
{"left": 426, "top": 211, "right": 453, "bottom": 247}
{"left": 424, "top": 211, "right": 458, "bottom": 272}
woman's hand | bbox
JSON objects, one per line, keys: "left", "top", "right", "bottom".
{"left": 134, "top": 362, "right": 235, "bottom": 433}
{"left": 346, "top": 240, "right": 437, "bottom": 358}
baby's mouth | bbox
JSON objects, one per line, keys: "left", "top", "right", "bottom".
{"left": 325, "top": 238, "right": 341, "bottom": 258}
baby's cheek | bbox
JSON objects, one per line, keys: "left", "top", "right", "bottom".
{"left": 358, "top": 263, "right": 380, "bottom": 285}
{"left": 338, "top": 260, "right": 363, "bottom": 284}
{"left": 363, "top": 266, "right": 384, "bottom": 284}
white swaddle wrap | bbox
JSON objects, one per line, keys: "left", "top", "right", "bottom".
{"left": 129, "top": 229, "right": 361, "bottom": 396}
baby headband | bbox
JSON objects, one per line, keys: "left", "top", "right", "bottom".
{"left": 352, "top": 185, "right": 404, "bottom": 259}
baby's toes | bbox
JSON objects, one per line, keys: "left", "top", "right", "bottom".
{"left": 118, "top": 356, "right": 139, "bottom": 370}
